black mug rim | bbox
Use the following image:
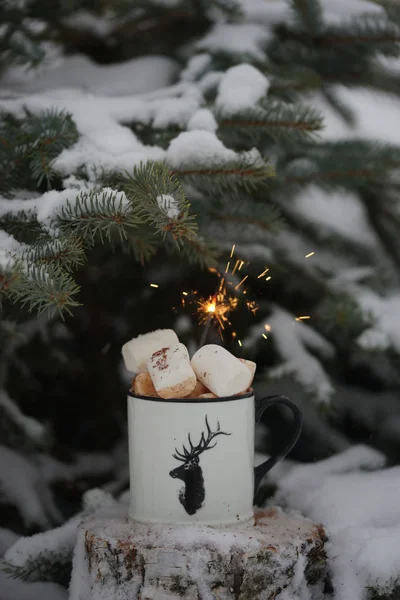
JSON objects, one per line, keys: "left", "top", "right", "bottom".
{"left": 127, "top": 389, "right": 254, "bottom": 403}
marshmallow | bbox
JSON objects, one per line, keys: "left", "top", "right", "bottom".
{"left": 239, "top": 358, "right": 257, "bottom": 383}
{"left": 132, "top": 372, "right": 158, "bottom": 397}
{"left": 148, "top": 343, "right": 196, "bottom": 399}
{"left": 187, "top": 379, "right": 210, "bottom": 398}
{"left": 198, "top": 393, "right": 218, "bottom": 399}
{"left": 191, "top": 344, "right": 252, "bottom": 397}
{"left": 122, "top": 329, "right": 179, "bottom": 373}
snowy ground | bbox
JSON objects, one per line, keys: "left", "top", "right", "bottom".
{"left": 1, "top": 446, "right": 398, "bottom": 599}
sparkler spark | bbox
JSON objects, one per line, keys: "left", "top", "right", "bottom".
{"left": 177, "top": 245, "right": 260, "bottom": 343}
{"left": 150, "top": 283, "right": 159, "bottom": 288}
{"left": 257, "top": 267, "right": 269, "bottom": 279}
{"left": 295, "top": 315, "right": 311, "bottom": 321}
{"left": 196, "top": 294, "right": 239, "bottom": 335}
{"left": 305, "top": 252, "right": 315, "bottom": 258}
{"left": 235, "top": 275, "right": 248, "bottom": 290}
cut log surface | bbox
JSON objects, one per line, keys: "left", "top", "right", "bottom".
{"left": 70, "top": 505, "right": 327, "bottom": 600}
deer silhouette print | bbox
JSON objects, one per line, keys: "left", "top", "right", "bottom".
{"left": 169, "top": 415, "right": 231, "bottom": 515}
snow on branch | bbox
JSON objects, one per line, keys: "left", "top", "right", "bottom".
{"left": 2, "top": 489, "right": 117, "bottom": 584}
{"left": 167, "top": 131, "right": 273, "bottom": 191}
{"left": 0, "top": 391, "right": 48, "bottom": 450}
{"left": 197, "top": 23, "right": 269, "bottom": 62}
{"left": 0, "top": 445, "right": 62, "bottom": 529}
{"left": 258, "top": 307, "right": 334, "bottom": 403}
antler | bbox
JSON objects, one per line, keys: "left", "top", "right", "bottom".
{"left": 192, "top": 415, "right": 231, "bottom": 457}
{"left": 173, "top": 416, "right": 231, "bottom": 462}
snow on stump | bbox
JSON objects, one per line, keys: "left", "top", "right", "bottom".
{"left": 70, "top": 506, "right": 327, "bottom": 599}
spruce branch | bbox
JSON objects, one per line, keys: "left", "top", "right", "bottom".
{"left": 12, "top": 264, "right": 81, "bottom": 317}
{"left": 0, "top": 209, "right": 47, "bottom": 245}
{"left": 209, "top": 200, "right": 285, "bottom": 234}
{"left": 121, "top": 161, "right": 198, "bottom": 247}
{"left": 319, "top": 15, "right": 400, "bottom": 53}
{"left": 57, "top": 188, "right": 139, "bottom": 245}
{"left": 281, "top": 140, "right": 400, "bottom": 189}
{"left": 291, "top": 0, "right": 323, "bottom": 34}
{"left": 171, "top": 157, "right": 274, "bottom": 194}
{"left": 317, "top": 295, "right": 375, "bottom": 342}
{"left": 275, "top": 13, "right": 400, "bottom": 53}
{"left": 216, "top": 101, "right": 323, "bottom": 145}
{"left": 268, "top": 66, "right": 322, "bottom": 100}
{"left": 179, "top": 235, "right": 219, "bottom": 268}
{"left": 371, "top": 0, "right": 400, "bottom": 24}
{"left": 24, "top": 235, "right": 86, "bottom": 272}
{"left": 123, "top": 234, "right": 159, "bottom": 266}
{"left": 0, "top": 109, "right": 78, "bottom": 194}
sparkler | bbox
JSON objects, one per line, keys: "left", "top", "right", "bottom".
{"left": 175, "top": 244, "right": 314, "bottom": 348}
{"left": 195, "top": 245, "right": 259, "bottom": 346}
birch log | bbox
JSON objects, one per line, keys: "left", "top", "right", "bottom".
{"left": 70, "top": 506, "right": 327, "bottom": 600}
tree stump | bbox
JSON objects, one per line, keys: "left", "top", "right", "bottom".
{"left": 70, "top": 505, "right": 327, "bottom": 600}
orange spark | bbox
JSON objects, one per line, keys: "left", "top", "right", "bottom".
{"left": 235, "top": 275, "right": 248, "bottom": 290}
{"left": 257, "top": 267, "right": 269, "bottom": 279}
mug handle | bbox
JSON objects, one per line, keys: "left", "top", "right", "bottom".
{"left": 253, "top": 395, "right": 303, "bottom": 497}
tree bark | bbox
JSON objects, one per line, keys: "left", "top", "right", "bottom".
{"left": 70, "top": 506, "right": 327, "bottom": 599}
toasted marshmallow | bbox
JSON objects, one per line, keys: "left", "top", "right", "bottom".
{"left": 122, "top": 329, "right": 179, "bottom": 373}
{"left": 187, "top": 380, "right": 210, "bottom": 398}
{"left": 239, "top": 358, "right": 256, "bottom": 383}
{"left": 132, "top": 372, "right": 158, "bottom": 397}
{"left": 191, "top": 344, "right": 252, "bottom": 397}
{"left": 148, "top": 343, "right": 196, "bottom": 399}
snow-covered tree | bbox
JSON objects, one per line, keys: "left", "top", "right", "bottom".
{"left": 1, "top": 0, "right": 400, "bottom": 594}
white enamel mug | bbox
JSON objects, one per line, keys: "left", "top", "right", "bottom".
{"left": 127, "top": 391, "right": 302, "bottom": 525}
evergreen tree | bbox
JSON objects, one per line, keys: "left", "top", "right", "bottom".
{"left": 1, "top": 0, "right": 400, "bottom": 590}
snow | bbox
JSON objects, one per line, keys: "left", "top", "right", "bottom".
{"left": 216, "top": 64, "right": 270, "bottom": 115}
{"left": 292, "top": 186, "right": 379, "bottom": 248}
{"left": 3, "top": 490, "right": 117, "bottom": 582}
{"left": 156, "top": 194, "right": 180, "bottom": 219}
{"left": 314, "top": 86, "right": 400, "bottom": 146}
{"left": 0, "top": 445, "right": 62, "bottom": 528}
{"left": 166, "top": 130, "right": 236, "bottom": 169}
{"left": 273, "top": 445, "right": 400, "bottom": 600}
{"left": 355, "top": 290, "right": 400, "bottom": 354}
{"left": 152, "top": 96, "right": 200, "bottom": 129}
{"left": 241, "top": 0, "right": 383, "bottom": 26}
{"left": 0, "top": 527, "right": 19, "bottom": 558}
{"left": 68, "top": 529, "right": 92, "bottom": 600}
{"left": 197, "top": 23, "right": 269, "bottom": 61}
{"left": 62, "top": 12, "right": 114, "bottom": 38}
{"left": 1, "top": 54, "right": 179, "bottom": 96}
{"left": 181, "top": 53, "right": 211, "bottom": 82}
{"left": 4, "top": 516, "right": 80, "bottom": 573}
{"left": 0, "top": 188, "right": 129, "bottom": 245}
{"left": 0, "top": 391, "right": 47, "bottom": 445}
{"left": 356, "top": 327, "right": 390, "bottom": 351}
{"left": 187, "top": 108, "right": 217, "bottom": 132}
{"left": 0, "top": 230, "right": 22, "bottom": 267}
{"left": 265, "top": 307, "right": 334, "bottom": 403}
{"left": 0, "top": 572, "right": 68, "bottom": 600}
{"left": 0, "top": 80, "right": 202, "bottom": 189}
